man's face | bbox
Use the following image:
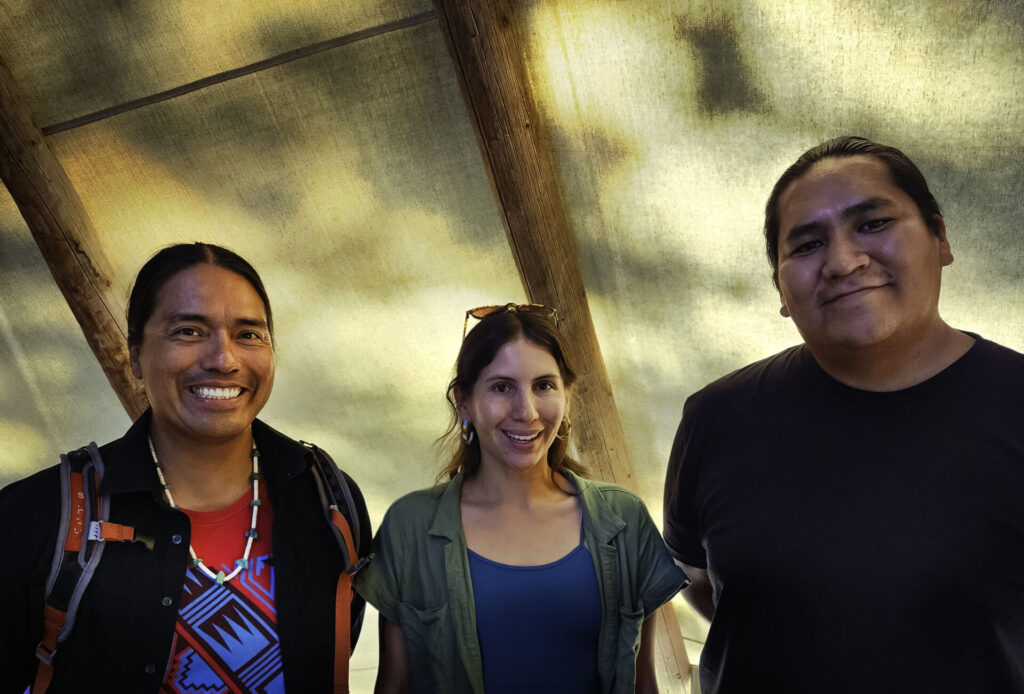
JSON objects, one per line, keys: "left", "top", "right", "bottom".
{"left": 775, "top": 155, "right": 953, "bottom": 356}
{"left": 129, "top": 263, "right": 275, "bottom": 446}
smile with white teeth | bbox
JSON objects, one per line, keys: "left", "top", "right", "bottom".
{"left": 504, "top": 431, "right": 541, "bottom": 442}
{"left": 191, "top": 386, "right": 242, "bottom": 400}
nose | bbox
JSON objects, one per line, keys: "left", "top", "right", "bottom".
{"left": 512, "top": 390, "right": 538, "bottom": 422}
{"left": 822, "top": 233, "right": 869, "bottom": 278}
{"left": 201, "top": 331, "right": 239, "bottom": 372}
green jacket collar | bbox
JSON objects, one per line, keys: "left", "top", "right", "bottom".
{"left": 426, "top": 469, "right": 629, "bottom": 542}
{"left": 427, "top": 470, "right": 465, "bottom": 540}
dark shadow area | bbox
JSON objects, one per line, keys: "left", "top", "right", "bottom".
{"left": 674, "top": 13, "right": 767, "bottom": 118}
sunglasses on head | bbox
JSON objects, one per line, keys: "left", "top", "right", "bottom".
{"left": 462, "top": 303, "right": 559, "bottom": 340}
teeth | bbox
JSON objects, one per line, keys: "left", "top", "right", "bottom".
{"left": 505, "top": 431, "right": 541, "bottom": 442}
{"left": 192, "top": 386, "right": 241, "bottom": 400}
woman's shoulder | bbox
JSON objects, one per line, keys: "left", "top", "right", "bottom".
{"left": 575, "top": 474, "right": 644, "bottom": 504}
{"left": 573, "top": 474, "right": 652, "bottom": 519}
{"left": 379, "top": 479, "right": 457, "bottom": 531}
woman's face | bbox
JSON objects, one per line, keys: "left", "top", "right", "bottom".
{"left": 459, "top": 337, "right": 569, "bottom": 475}
{"left": 129, "top": 263, "right": 275, "bottom": 446}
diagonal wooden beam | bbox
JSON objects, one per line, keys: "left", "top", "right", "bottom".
{"left": 433, "top": 1, "right": 691, "bottom": 689}
{"left": 433, "top": 0, "right": 630, "bottom": 487}
{"left": 0, "top": 56, "right": 148, "bottom": 419}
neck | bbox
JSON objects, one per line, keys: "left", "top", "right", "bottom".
{"left": 811, "top": 321, "right": 974, "bottom": 391}
{"left": 149, "top": 425, "right": 255, "bottom": 511}
{"left": 462, "top": 459, "right": 570, "bottom": 508}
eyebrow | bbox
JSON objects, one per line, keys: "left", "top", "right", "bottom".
{"left": 783, "top": 196, "right": 894, "bottom": 245}
{"left": 484, "top": 373, "right": 563, "bottom": 383}
{"left": 165, "top": 313, "right": 269, "bottom": 330}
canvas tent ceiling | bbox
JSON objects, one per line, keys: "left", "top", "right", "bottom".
{"left": 2, "top": 0, "right": 1023, "bottom": 686}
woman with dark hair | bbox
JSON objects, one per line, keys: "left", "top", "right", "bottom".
{"left": 357, "top": 304, "right": 686, "bottom": 693}
{"left": 0, "top": 242, "right": 370, "bottom": 693}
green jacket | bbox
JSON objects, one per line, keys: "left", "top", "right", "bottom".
{"left": 355, "top": 470, "right": 687, "bottom": 693}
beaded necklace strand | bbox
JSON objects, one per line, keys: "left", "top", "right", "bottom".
{"left": 149, "top": 437, "right": 261, "bottom": 585}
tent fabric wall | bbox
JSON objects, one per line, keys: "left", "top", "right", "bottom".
{"left": 2, "top": 0, "right": 1022, "bottom": 686}
{"left": 512, "top": 0, "right": 1024, "bottom": 659}
{"left": 0, "top": 187, "right": 128, "bottom": 486}
{"left": 516, "top": 0, "right": 1024, "bottom": 506}
{"left": 36, "top": 18, "right": 528, "bottom": 511}
{"left": 0, "top": 0, "right": 433, "bottom": 127}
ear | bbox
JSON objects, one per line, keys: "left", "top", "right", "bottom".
{"left": 779, "top": 294, "right": 791, "bottom": 318}
{"left": 453, "top": 386, "right": 470, "bottom": 420}
{"left": 129, "top": 344, "right": 143, "bottom": 379}
{"left": 564, "top": 385, "right": 573, "bottom": 415}
{"left": 933, "top": 215, "right": 954, "bottom": 267}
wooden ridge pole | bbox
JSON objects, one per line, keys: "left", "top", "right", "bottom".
{"left": 0, "top": 57, "right": 147, "bottom": 419}
{"left": 432, "top": 2, "right": 692, "bottom": 689}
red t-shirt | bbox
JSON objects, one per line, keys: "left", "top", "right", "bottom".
{"left": 161, "top": 482, "right": 283, "bottom": 693}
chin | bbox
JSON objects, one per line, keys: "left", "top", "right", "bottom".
{"left": 501, "top": 456, "right": 547, "bottom": 472}
{"left": 184, "top": 418, "right": 253, "bottom": 443}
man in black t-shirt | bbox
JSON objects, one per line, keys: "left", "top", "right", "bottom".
{"left": 663, "top": 136, "right": 1024, "bottom": 693}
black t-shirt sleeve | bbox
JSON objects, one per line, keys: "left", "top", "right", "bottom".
{"left": 663, "top": 394, "right": 710, "bottom": 569}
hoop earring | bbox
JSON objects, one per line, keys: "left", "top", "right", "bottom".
{"left": 460, "top": 419, "right": 476, "bottom": 445}
{"left": 555, "top": 415, "right": 572, "bottom": 440}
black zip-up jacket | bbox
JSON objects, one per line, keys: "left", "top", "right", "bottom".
{"left": 0, "top": 410, "right": 371, "bottom": 692}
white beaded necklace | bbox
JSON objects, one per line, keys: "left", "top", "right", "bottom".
{"left": 149, "top": 437, "right": 261, "bottom": 585}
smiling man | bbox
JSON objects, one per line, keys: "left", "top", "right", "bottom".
{"left": 0, "top": 244, "right": 370, "bottom": 693}
{"left": 663, "top": 137, "right": 1024, "bottom": 693}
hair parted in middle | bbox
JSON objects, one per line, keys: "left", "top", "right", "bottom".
{"left": 127, "top": 242, "right": 274, "bottom": 349}
{"left": 437, "top": 306, "right": 586, "bottom": 483}
{"left": 763, "top": 135, "right": 944, "bottom": 289}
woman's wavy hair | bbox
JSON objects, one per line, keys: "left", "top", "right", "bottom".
{"left": 437, "top": 307, "right": 585, "bottom": 482}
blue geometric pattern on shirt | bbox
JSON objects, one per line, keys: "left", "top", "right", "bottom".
{"left": 172, "top": 648, "right": 224, "bottom": 691}
{"left": 236, "top": 553, "right": 274, "bottom": 614}
{"left": 169, "top": 553, "right": 283, "bottom": 693}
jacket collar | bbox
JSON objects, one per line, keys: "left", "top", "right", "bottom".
{"left": 97, "top": 409, "right": 162, "bottom": 498}
{"left": 566, "top": 470, "right": 627, "bottom": 543}
{"left": 425, "top": 468, "right": 628, "bottom": 543}
{"left": 427, "top": 471, "right": 464, "bottom": 541}
{"left": 97, "top": 410, "right": 309, "bottom": 501}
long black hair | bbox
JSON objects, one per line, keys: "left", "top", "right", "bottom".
{"left": 127, "top": 242, "right": 273, "bottom": 347}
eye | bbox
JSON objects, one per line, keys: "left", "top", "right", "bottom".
{"left": 789, "top": 239, "right": 822, "bottom": 256}
{"left": 238, "top": 330, "right": 266, "bottom": 342}
{"left": 171, "top": 326, "right": 202, "bottom": 338}
{"left": 860, "top": 218, "right": 890, "bottom": 233}
{"left": 491, "top": 382, "right": 513, "bottom": 394}
{"left": 535, "top": 380, "right": 557, "bottom": 392}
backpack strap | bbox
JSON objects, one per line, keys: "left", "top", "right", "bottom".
{"left": 32, "top": 444, "right": 146, "bottom": 694}
{"left": 301, "top": 441, "right": 369, "bottom": 694}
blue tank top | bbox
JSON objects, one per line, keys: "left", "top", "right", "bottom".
{"left": 467, "top": 531, "right": 602, "bottom": 694}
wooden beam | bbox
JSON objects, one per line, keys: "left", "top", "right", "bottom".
{"left": 433, "top": 1, "right": 691, "bottom": 689}
{"left": 433, "top": 0, "right": 629, "bottom": 487}
{"left": 0, "top": 57, "right": 148, "bottom": 419}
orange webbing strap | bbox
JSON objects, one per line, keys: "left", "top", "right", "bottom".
{"left": 32, "top": 604, "right": 66, "bottom": 694}
{"left": 334, "top": 571, "right": 352, "bottom": 694}
{"left": 330, "top": 508, "right": 358, "bottom": 694}
{"left": 330, "top": 508, "right": 359, "bottom": 566}
{"left": 65, "top": 472, "right": 86, "bottom": 553}
{"left": 97, "top": 522, "right": 135, "bottom": 543}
